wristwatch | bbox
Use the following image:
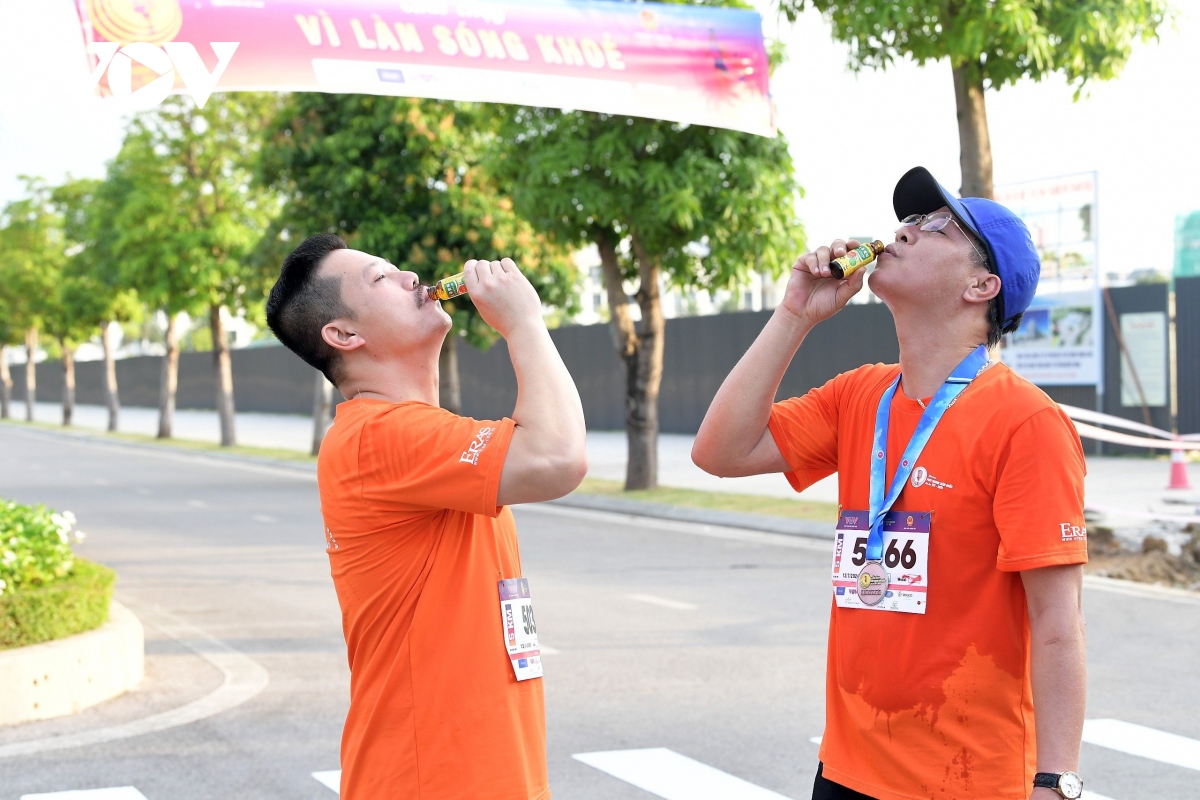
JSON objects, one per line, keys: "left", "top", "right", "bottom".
{"left": 1033, "top": 771, "right": 1083, "bottom": 799}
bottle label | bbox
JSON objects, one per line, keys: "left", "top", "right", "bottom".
{"left": 439, "top": 276, "right": 468, "bottom": 299}
{"left": 844, "top": 244, "right": 871, "bottom": 268}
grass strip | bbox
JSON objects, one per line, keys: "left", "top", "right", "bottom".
{"left": 0, "top": 418, "right": 316, "bottom": 464}
{"left": 0, "top": 558, "right": 115, "bottom": 650}
{"left": 573, "top": 477, "right": 839, "bottom": 523}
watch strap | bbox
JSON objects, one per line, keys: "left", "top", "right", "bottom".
{"left": 1033, "top": 773, "right": 1062, "bottom": 790}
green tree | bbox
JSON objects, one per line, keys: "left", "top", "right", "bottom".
{"left": 50, "top": 178, "right": 140, "bottom": 430}
{"left": 102, "top": 127, "right": 195, "bottom": 438}
{"left": 258, "top": 93, "right": 577, "bottom": 423}
{"left": 781, "top": 0, "right": 1169, "bottom": 197}
{"left": 0, "top": 178, "right": 65, "bottom": 423}
{"left": 109, "top": 94, "right": 281, "bottom": 443}
{"left": 492, "top": 110, "right": 802, "bottom": 489}
{"left": 39, "top": 274, "right": 103, "bottom": 427}
{"left": 0, "top": 298, "right": 19, "bottom": 419}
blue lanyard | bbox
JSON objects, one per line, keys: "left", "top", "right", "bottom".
{"left": 865, "top": 345, "right": 989, "bottom": 561}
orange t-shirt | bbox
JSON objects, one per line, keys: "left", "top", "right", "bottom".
{"left": 768, "top": 362, "right": 1087, "bottom": 800}
{"left": 317, "top": 399, "right": 548, "bottom": 800}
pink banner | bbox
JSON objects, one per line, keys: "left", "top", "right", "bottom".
{"left": 76, "top": 0, "right": 775, "bottom": 135}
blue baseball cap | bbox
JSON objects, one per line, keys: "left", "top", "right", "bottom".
{"left": 892, "top": 166, "right": 1040, "bottom": 329}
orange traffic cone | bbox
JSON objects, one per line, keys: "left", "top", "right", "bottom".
{"left": 1167, "top": 438, "right": 1192, "bottom": 490}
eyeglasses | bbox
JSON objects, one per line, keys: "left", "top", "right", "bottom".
{"left": 899, "top": 212, "right": 988, "bottom": 266}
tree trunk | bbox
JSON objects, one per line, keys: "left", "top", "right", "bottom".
{"left": 596, "top": 231, "right": 664, "bottom": 491}
{"left": 60, "top": 340, "right": 75, "bottom": 427}
{"left": 626, "top": 235, "right": 664, "bottom": 490}
{"left": 0, "top": 345, "right": 11, "bottom": 420}
{"left": 102, "top": 321, "right": 120, "bottom": 432}
{"left": 439, "top": 332, "right": 462, "bottom": 414}
{"left": 311, "top": 369, "right": 334, "bottom": 456}
{"left": 24, "top": 327, "right": 37, "bottom": 422}
{"left": 158, "top": 312, "right": 180, "bottom": 439}
{"left": 210, "top": 304, "right": 237, "bottom": 447}
{"left": 952, "top": 59, "right": 994, "bottom": 199}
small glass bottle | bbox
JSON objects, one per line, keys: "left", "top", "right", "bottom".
{"left": 829, "top": 240, "right": 885, "bottom": 279}
{"left": 427, "top": 273, "right": 468, "bottom": 301}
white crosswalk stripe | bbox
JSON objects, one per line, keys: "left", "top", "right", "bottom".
{"left": 21, "top": 789, "right": 148, "bottom": 800}
{"left": 1083, "top": 718, "right": 1200, "bottom": 772}
{"left": 574, "top": 748, "right": 791, "bottom": 800}
{"left": 315, "top": 758, "right": 1120, "bottom": 800}
{"left": 53, "top": 716, "right": 1193, "bottom": 800}
{"left": 37, "top": 715, "right": 1199, "bottom": 800}
{"left": 312, "top": 770, "right": 341, "bottom": 793}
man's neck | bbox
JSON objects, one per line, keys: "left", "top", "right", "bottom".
{"left": 895, "top": 315, "right": 988, "bottom": 400}
{"left": 339, "top": 354, "right": 440, "bottom": 407}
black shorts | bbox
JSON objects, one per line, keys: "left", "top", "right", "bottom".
{"left": 812, "top": 762, "right": 876, "bottom": 800}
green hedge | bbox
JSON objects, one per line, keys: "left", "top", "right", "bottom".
{"left": 0, "top": 558, "right": 115, "bottom": 650}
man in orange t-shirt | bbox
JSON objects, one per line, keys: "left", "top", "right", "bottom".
{"left": 265, "top": 235, "right": 587, "bottom": 799}
{"left": 694, "top": 168, "right": 1088, "bottom": 800}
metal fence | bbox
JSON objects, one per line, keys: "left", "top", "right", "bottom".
{"left": 9, "top": 345, "right": 319, "bottom": 416}
{"left": 457, "top": 303, "right": 901, "bottom": 432}
{"left": 7, "top": 282, "right": 1194, "bottom": 438}
{"left": 1176, "top": 276, "right": 1200, "bottom": 435}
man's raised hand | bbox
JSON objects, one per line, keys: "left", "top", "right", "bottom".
{"left": 779, "top": 239, "right": 867, "bottom": 329}
{"left": 464, "top": 258, "right": 543, "bottom": 339}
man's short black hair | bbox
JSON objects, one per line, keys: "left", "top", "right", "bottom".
{"left": 266, "top": 233, "right": 353, "bottom": 386}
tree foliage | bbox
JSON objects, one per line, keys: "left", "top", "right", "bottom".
{"left": 782, "top": 0, "right": 1170, "bottom": 94}
{"left": 108, "top": 94, "right": 282, "bottom": 318}
{"left": 783, "top": 0, "right": 1168, "bottom": 198}
{"left": 491, "top": 103, "right": 802, "bottom": 489}
{"left": 0, "top": 179, "right": 64, "bottom": 337}
{"left": 47, "top": 179, "right": 140, "bottom": 349}
{"left": 492, "top": 109, "right": 802, "bottom": 290}
{"left": 258, "top": 93, "right": 577, "bottom": 349}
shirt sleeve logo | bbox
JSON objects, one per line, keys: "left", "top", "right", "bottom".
{"left": 460, "top": 426, "right": 496, "bottom": 466}
{"left": 1060, "top": 523, "right": 1088, "bottom": 541}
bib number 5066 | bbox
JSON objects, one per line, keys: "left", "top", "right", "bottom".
{"left": 850, "top": 537, "right": 918, "bottom": 569}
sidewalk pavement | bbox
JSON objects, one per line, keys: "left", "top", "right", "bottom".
{"left": 11, "top": 402, "right": 1198, "bottom": 536}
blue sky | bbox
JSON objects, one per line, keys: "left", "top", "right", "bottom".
{"left": 2, "top": 0, "right": 1197, "bottom": 279}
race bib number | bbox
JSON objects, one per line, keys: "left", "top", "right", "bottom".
{"left": 831, "top": 510, "right": 931, "bottom": 614}
{"left": 498, "top": 578, "right": 543, "bottom": 681}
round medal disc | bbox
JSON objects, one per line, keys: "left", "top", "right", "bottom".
{"left": 856, "top": 561, "right": 888, "bottom": 607}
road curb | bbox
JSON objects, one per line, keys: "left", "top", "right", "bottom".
{"left": 0, "top": 600, "right": 144, "bottom": 727}
{"left": 548, "top": 494, "right": 832, "bottom": 539}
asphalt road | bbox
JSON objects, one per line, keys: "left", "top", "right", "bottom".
{"left": 0, "top": 425, "right": 1197, "bottom": 800}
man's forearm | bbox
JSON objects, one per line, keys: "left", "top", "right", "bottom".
{"left": 693, "top": 307, "right": 811, "bottom": 474}
{"left": 499, "top": 320, "right": 587, "bottom": 501}
{"left": 1029, "top": 604, "right": 1087, "bottom": 782}
{"left": 507, "top": 320, "right": 585, "bottom": 448}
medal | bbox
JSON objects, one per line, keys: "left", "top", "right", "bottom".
{"left": 856, "top": 560, "right": 888, "bottom": 606}
{"left": 849, "top": 345, "right": 990, "bottom": 611}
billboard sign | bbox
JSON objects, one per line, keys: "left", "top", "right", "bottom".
{"left": 74, "top": 0, "right": 775, "bottom": 135}
{"left": 1000, "top": 290, "right": 1098, "bottom": 386}
{"left": 995, "top": 173, "right": 1102, "bottom": 388}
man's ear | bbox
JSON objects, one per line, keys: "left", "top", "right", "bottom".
{"left": 964, "top": 273, "right": 1001, "bottom": 306}
{"left": 322, "top": 319, "right": 365, "bottom": 353}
